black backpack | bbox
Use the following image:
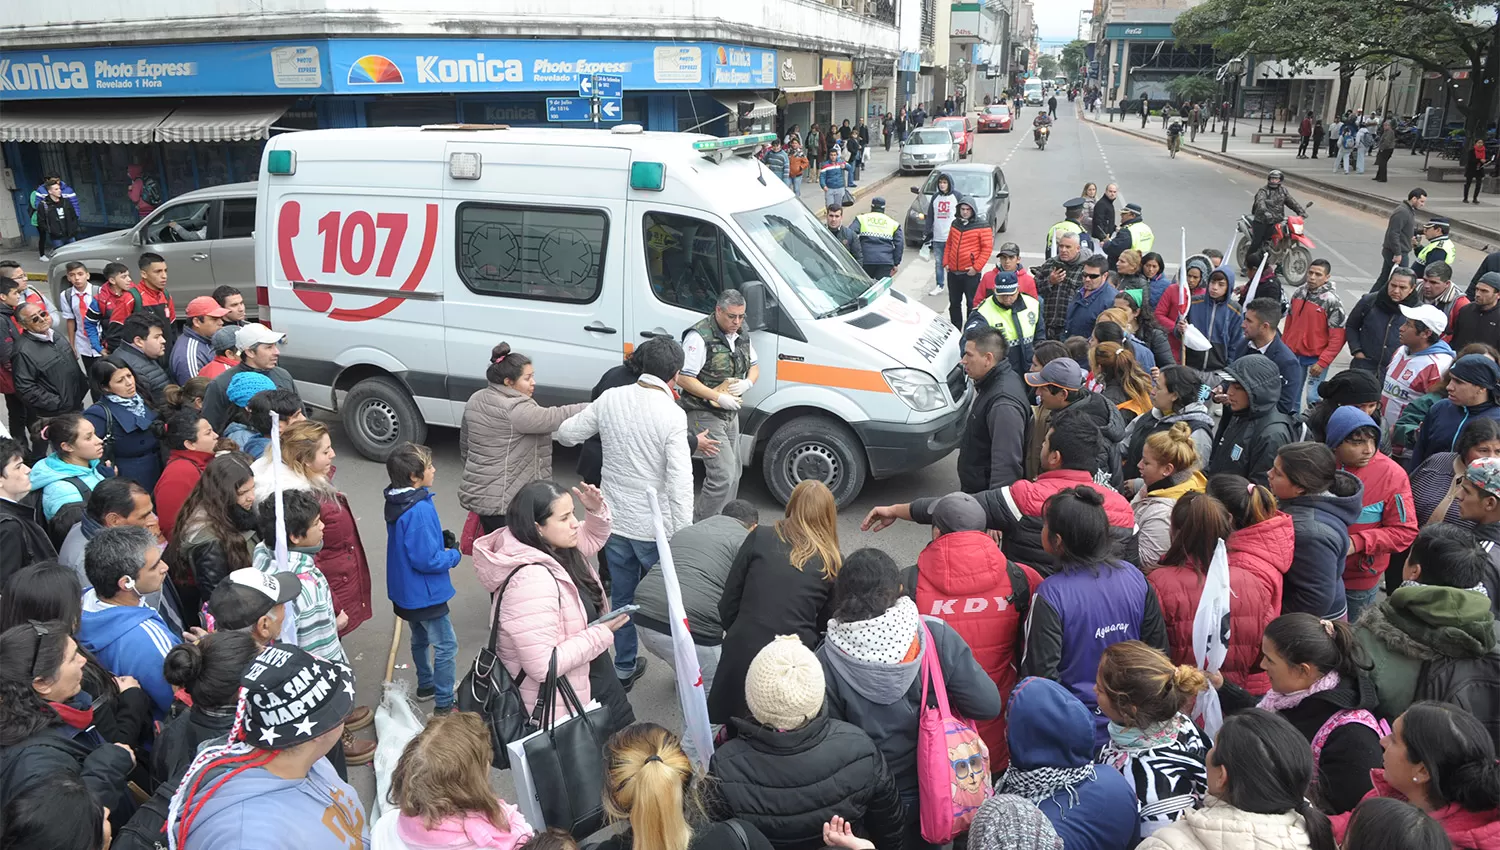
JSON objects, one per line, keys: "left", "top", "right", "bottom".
{"left": 1415, "top": 641, "right": 1500, "bottom": 755}
{"left": 21, "top": 475, "right": 91, "bottom": 550}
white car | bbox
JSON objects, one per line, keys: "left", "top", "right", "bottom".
{"left": 899, "top": 127, "right": 958, "bottom": 175}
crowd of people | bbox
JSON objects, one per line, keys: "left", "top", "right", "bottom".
{"left": 5, "top": 153, "right": 1500, "bottom": 850}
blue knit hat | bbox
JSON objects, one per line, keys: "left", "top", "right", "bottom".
{"left": 227, "top": 371, "right": 277, "bottom": 408}
{"left": 1325, "top": 406, "right": 1379, "bottom": 449}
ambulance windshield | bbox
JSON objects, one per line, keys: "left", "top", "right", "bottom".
{"left": 733, "top": 198, "right": 872, "bottom": 317}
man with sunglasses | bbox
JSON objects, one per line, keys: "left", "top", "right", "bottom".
{"left": 1064, "top": 256, "right": 1118, "bottom": 339}
{"left": 12, "top": 300, "right": 86, "bottom": 450}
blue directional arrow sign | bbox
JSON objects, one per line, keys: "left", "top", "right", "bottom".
{"left": 578, "top": 75, "right": 594, "bottom": 96}
{"left": 599, "top": 97, "right": 624, "bottom": 121}
{"left": 547, "top": 97, "right": 594, "bottom": 122}
{"left": 593, "top": 74, "right": 624, "bottom": 98}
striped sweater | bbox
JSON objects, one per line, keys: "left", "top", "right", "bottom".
{"left": 252, "top": 542, "right": 347, "bottom": 665}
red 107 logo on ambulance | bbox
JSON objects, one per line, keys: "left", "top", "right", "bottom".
{"left": 276, "top": 200, "right": 439, "bottom": 322}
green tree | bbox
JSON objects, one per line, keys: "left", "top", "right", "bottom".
{"left": 1174, "top": 0, "right": 1498, "bottom": 136}
{"left": 1061, "top": 39, "right": 1089, "bottom": 79}
{"left": 1038, "top": 54, "right": 1060, "bottom": 80}
{"left": 1166, "top": 74, "right": 1222, "bottom": 105}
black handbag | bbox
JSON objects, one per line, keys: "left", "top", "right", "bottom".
{"left": 455, "top": 568, "right": 540, "bottom": 769}
{"left": 520, "top": 649, "right": 612, "bottom": 837}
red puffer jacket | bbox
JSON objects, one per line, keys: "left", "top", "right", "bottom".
{"left": 1148, "top": 512, "right": 1295, "bottom": 695}
{"left": 911, "top": 531, "right": 1042, "bottom": 771}
{"left": 318, "top": 491, "right": 373, "bottom": 635}
{"left": 942, "top": 213, "right": 993, "bottom": 273}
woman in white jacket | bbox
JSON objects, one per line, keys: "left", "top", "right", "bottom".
{"left": 1138, "top": 709, "right": 1337, "bottom": 850}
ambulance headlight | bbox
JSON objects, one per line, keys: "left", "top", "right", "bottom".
{"left": 883, "top": 368, "right": 945, "bottom": 411}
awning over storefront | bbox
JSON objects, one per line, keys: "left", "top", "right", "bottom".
{"left": 781, "top": 85, "right": 824, "bottom": 95}
{"left": 713, "top": 95, "right": 777, "bottom": 121}
{"left": 0, "top": 105, "right": 173, "bottom": 144}
{"left": 154, "top": 101, "right": 291, "bottom": 142}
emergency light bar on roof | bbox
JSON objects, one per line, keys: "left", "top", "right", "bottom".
{"left": 693, "top": 132, "right": 776, "bottom": 162}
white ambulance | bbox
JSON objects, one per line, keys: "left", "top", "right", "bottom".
{"left": 254, "top": 125, "right": 969, "bottom": 506}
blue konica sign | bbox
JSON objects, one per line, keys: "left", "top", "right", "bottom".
{"left": 328, "top": 39, "right": 775, "bottom": 93}
{"left": 0, "top": 41, "right": 330, "bottom": 99}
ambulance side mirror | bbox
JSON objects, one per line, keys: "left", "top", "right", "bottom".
{"left": 742, "top": 280, "right": 770, "bottom": 333}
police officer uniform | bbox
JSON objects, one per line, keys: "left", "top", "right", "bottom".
{"left": 1414, "top": 216, "right": 1458, "bottom": 279}
{"left": 1104, "top": 202, "right": 1154, "bottom": 264}
{"left": 852, "top": 197, "right": 904, "bottom": 279}
{"left": 964, "top": 270, "right": 1040, "bottom": 376}
{"left": 1045, "top": 197, "right": 1090, "bottom": 259}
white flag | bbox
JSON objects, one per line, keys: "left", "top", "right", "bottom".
{"left": 1191, "top": 539, "right": 1232, "bottom": 737}
{"left": 268, "top": 411, "right": 289, "bottom": 573}
{"left": 646, "top": 486, "right": 715, "bottom": 771}
{"left": 1242, "top": 251, "right": 1270, "bottom": 309}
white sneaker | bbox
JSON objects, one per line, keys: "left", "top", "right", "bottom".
{"left": 928, "top": 284, "right": 946, "bottom": 296}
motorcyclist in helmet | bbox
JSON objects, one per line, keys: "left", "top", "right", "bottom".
{"left": 1033, "top": 109, "right": 1052, "bottom": 142}
{"left": 1248, "top": 169, "right": 1306, "bottom": 261}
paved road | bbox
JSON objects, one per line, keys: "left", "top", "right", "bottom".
{"left": 327, "top": 104, "right": 1483, "bottom": 808}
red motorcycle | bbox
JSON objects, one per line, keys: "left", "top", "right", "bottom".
{"left": 1235, "top": 201, "right": 1315, "bottom": 285}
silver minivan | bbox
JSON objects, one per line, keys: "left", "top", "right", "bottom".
{"left": 46, "top": 182, "right": 257, "bottom": 311}
{"left": 898, "top": 127, "right": 958, "bottom": 175}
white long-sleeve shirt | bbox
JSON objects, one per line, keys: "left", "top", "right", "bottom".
{"left": 556, "top": 376, "right": 693, "bottom": 541}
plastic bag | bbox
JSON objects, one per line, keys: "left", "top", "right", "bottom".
{"left": 920, "top": 244, "right": 932, "bottom": 262}
{"left": 373, "top": 679, "right": 426, "bottom": 820}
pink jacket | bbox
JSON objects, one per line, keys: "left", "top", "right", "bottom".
{"left": 371, "top": 802, "right": 533, "bottom": 850}
{"left": 471, "top": 504, "right": 615, "bottom": 721}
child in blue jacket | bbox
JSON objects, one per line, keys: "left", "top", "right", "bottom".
{"left": 383, "top": 442, "right": 462, "bottom": 710}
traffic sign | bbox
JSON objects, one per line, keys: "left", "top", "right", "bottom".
{"left": 547, "top": 97, "right": 594, "bottom": 122}
{"left": 593, "top": 74, "right": 623, "bottom": 98}
{"left": 578, "top": 75, "right": 594, "bottom": 96}
{"left": 599, "top": 97, "right": 623, "bottom": 121}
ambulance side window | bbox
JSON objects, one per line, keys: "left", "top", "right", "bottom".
{"left": 455, "top": 203, "right": 608, "bottom": 304}
{"left": 643, "top": 212, "right": 758, "bottom": 315}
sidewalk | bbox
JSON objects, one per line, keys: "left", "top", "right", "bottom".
{"left": 794, "top": 138, "right": 905, "bottom": 218}
{"left": 1083, "top": 108, "right": 1499, "bottom": 249}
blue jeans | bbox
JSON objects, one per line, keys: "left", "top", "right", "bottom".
{"left": 1297, "top": 353, "right": 1324, "bottom": 409}
{"left": 407, "top": 613, "right": 458, "bottom": 708}
{"left": 602, "top": 534, "right": 659, "bottom": 679}
{"left": 1345, "top": 586, "right": 1380, "bottom": 625}
{"left": 932, "top": 240, "right": 947, "bottom": 289}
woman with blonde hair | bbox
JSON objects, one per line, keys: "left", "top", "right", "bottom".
{"left": 708, "top": 480, "right": 842, "bottom": 725}
{"left": 373, "top": 712, "right": 534, "bottom": 850}
{"left": 1092, "top": 341, "right": 1153, "bottom": 422}
{"left": 1095, "top": 641, "right": 1212, "bottom": 841}
{"left": 1131, "top": 422, "right": 1207, "bottom": 568}
{"left": 1115, "top": 248, "right": 1150, "bottom": 306}
{"left": 251, "top": 418, "right": 373, "bottom": 634}
{"left": 1080, "top": 182, "right": 1098, "bottom": 233}
{"left": 593, "top": 722, "right": 772, "bottom": 850}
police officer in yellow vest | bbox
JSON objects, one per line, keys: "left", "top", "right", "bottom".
{"left": 1104, "top": 202, "right": 1154, "bottom": 266}
{"left": 1413, "top": 215, "right": 1458, "bottom": 279}
{"left": 1045, "top": 197, "right": 1091, "bottom": 259}
{"left": 964, "top": 270, "right": 1039, "bottom": 376}
{"left": 852, "top": 197, "right": 904, "bottom": 279}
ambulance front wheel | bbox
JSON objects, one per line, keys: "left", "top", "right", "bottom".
{"left": 762, "top": 416, "right": 867, "bottom": 509}
{"left": 342, "top": 376, "right": 428, "bottom": 462}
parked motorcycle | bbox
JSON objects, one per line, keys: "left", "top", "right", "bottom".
{"left": 1235, "top": 201, "right": 1316, "bottom": 285}
{"left": 1034, "top": 125, "right": 1050, "bottom": 150}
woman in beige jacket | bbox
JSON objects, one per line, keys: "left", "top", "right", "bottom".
{"left": 1139, "top": 709, "right": 1336, "bottom": 850}
{"left": 459, "top": 342, "right": 587, "bottom": 532}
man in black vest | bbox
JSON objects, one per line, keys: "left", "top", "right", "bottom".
{"left": 956, "top": 326, "right": 1031, "bottom": 494}
{"left": 677, "top": 290, "right": 759, "bottom": 521}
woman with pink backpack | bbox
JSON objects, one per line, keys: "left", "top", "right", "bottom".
{"left": 1212, "top": 612, "right": 1385, "bottom": 815}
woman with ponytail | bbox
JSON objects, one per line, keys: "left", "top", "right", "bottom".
{"left": 154, "top": 631, "right": 260, "bottom": 781}
{"left": 1150, "top": 481, "right": 1292, "bottom": 695}
{"left": 1330, "top": 700, "right": 1499, "bottom": 847}
{"left": 1021, "top": 484, "right": 1171, "bottom": 748}
{"left": 1138, "top": 708, "right": 1338, "bottom": 850}
{"left": 1095, "top": 641, "right": 1212, "bottom": 840}
{"left": 594, "top": 722, "right": 773, "bottom": 850}
{"left": 1131, "top": 422, "right": 1207, "bottom": 569}
{"left": 1216, "top": 612, "right": 1384, "bottom": 814}
{"left": 1121, "top": 364, "right": 1214, "bottom": 484}
{"left": 0, "top": 621, "right": 135, "bottom": 831}
{"left": 1090, "top": 341, "right": 1153, "bottom": 422}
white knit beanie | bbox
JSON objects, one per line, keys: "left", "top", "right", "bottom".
{"left": 744, "top": 635, "right": 825, "bottom": 730}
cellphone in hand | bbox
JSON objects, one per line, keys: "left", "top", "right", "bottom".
{"left": 590, "top": 604, "right": 640, "bottom": 627}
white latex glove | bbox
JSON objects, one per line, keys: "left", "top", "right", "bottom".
{"left": 725, "top": 378, "right": 754, "bottom": 396}
{"left": 715, "top": 393, "right": 743, "bottom": 411}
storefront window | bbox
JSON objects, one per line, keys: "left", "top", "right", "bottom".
{"left": 163, "top": 144, "right": 196, "bottom": 198}
{"left": 366, "top": 98, "right": 458, "bottom": 127}
{"left": 228, "top": 143, "right": 263, "bottom": 183}
{"left": 197, "top": 144, "right": 230, "bottom": 187}
{"left": 100, "top": 145, "right": 144, "bottom": 227}
{"left": 63, "top": 145, "right": 103, "bottom": 223}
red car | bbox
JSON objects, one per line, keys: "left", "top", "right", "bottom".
{"left": 933, "top": 115, "right": 975, "bottom": 159}
{"left": 978, "top": 104, "right": 1013, "bottom": 133}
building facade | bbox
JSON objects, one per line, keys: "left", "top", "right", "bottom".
{"left": 0, "top": 0, "right": 901, "bottom": 246}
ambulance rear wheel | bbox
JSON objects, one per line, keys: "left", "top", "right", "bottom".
{"left": 762, "top": 416, "right": 867, "bottom": 509}
{"left": 343, "top": 376, "right": 427, "bottom": 462}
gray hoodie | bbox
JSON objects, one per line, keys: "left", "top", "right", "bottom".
{"left": 818, "top": 615, "right": 1000, "bottom": 791}
{"left": 178, "top": 758, "right": 368, "bottom": 850}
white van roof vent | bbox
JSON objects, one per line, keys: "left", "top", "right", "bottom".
{"left": 421, "top": 123, "right": 510, "bottom": 132}
{"left": 611, "top": 124, "right": 645, "bottom": 134}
